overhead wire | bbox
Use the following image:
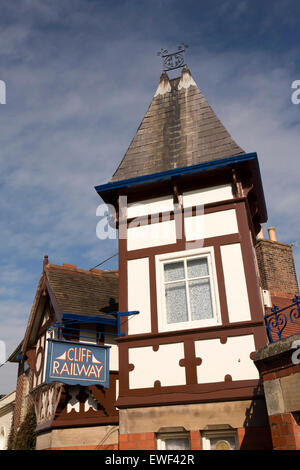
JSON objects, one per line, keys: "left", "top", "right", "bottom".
{"left": 0, "top": 359, "right": 9, "bottom": 370}
{"left": 89, "top": 252, "right": 118, "bottom": 271}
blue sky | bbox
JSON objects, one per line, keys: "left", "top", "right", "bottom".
{"left": 0, "top": 0, "right": 300, "bottom": 393}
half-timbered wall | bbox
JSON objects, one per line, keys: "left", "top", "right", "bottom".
{"left": 26, "top": 304, "right": 53, "bottom": 391}
{"left": 117, "top": 179, "right": 267, "bottom": 408}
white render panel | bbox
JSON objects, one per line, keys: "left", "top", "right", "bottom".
{"left": 129, "top": 343, "right": 185, "bottom": 389}
{"left": 127, "top": 219, "right": 176, "bottom": 251}
{"left": 115, "top": 379, "right": 119, "bottom": 402}
{"left": 127, "top": 195, "right": 174, "bottom": 218}
{"left": 221, "top": 243, "right": 251, "bottom": 322}
{"left": 84, "top": 390, "right": 98, "bottom": 412}
{"left": 67, "top": 386, "right": 81, "bottom": 413}
{"left": 128, "top": 258, "right": 151, "bottom": 335}
{"left": 195, "top": 335, "right": 258, "bottom": 383}
{"left": 43, "top": 330, "right": 52, "bottom": 383}
{"left": 184, "top": 209, "right": 238, "bottom": 241}
{"left": 183, "top": 184, "right": 233, "bottom": 208}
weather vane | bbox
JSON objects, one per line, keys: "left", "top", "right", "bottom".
{"left": 157, "top": 43, "right": 188, "bottom": 72}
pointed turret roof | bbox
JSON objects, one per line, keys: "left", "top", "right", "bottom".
{"left": 111, "top": 66, "right": 245, "bottom": 182}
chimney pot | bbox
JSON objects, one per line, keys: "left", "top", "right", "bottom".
{"left": 268, "top": 227, "right": 277, "bottom": 242}
{"left": 257, "top": 227, "right": 264, "bottom": 240}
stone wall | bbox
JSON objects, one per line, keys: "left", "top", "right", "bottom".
{"left": 254, "top": 333, "right": 300, "bottom": 450}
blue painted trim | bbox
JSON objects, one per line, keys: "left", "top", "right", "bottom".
{"left": 95, "top": 153, "right": 258, "bottom": 194}
{"left": 62, "top": 313, "right": 117, "bottom": 326}
{"left": 114, "top": 311, "right": 140, "bottom": 337}
{"left": 61, "top": 311, "right": 140, "bottom": 337}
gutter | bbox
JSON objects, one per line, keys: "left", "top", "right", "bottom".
{"left": 95, "top": 152, "right": 267, "bottom": 223}
{"left": 95, "top": 152, "right": 258, "bottom": 194}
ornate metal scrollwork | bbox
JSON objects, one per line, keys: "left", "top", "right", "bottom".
{"left": 290, "top": 295, "right": 300, "bottom": 324}
{"left": 264, "top": 294, "right": 300, "bottom": 343}
{"left": 157, "top": 43, "right": 188, "bottom": 72}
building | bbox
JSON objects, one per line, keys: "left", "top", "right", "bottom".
{"left": 9, "top": 261, "right": 120, "bottom": 450}
{"left": 0, "top": 391, "right": 15, "bottom": 450}
{"left": 95, "top": 64, "right": 271, "bottom": 451}
{"left": 8, "top": 55, "right": 300, "bottom": 450}
{"left": 254, "top": 228, "right": 300, "bottom": 450}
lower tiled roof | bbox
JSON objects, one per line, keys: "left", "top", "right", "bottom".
{"left": 45, "top": 264, "right": 118, "bottom": 317}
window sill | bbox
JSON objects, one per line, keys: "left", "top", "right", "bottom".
{"left": 158, "top": 318, "right": 221, "bottom": 333}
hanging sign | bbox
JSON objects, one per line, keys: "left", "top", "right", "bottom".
{"left": 45, "top": 339, "right": 110, "bottom": 388}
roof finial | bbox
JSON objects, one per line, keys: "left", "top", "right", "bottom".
{"left": 157, "top": 43, "right": 188, "bottom": 72}
{"left": 42, "top": 255, "right": 49, "bottom": 296}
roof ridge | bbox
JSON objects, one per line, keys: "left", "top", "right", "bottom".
{"left": 45, "top": 264, "right": 118, "bottom": 276}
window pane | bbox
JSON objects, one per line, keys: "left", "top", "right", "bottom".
{"left": 189, "top": 278, "right": 213, "bottom": 320}
{"left": 165, "top": 282, "right": 188, "bottom": 324}
{"left": 187, "top": 258, "right": 209, "bottom": 278}
{"left": 165, "top": 438, "right": 190, "bottom": 450}
{"left": 164, "top": 261, "right": 185, "bottom": 282}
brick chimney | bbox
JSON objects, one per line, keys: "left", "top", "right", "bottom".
{"left": 255, "top": 227, "right": 299, "bottom": 297}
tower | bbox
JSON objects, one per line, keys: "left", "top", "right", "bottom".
{"left": 98, "top": 55, "right": 272, "bottom": 449}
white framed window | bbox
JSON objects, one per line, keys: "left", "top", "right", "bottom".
{"left": 202, "top": 430, "right": 239, "bottom": 450}
{"left": 156, "top": 247, "right": 221, "bottom": 332}
{"left": 157, "top": 432, "right": 190, "bottom": 450}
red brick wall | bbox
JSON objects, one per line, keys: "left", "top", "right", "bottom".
{"left": 263, "top": 379, "right": 300, "bottom": 450}
{"left": 262, "top": 363, "right": 300, "bottom": 382}
{"left": 190, "top": 430, "right": 202, "bottom": 450}
{"left": 119, "top": 433, "right": 156, "bottom": 450}
{"left": 119, "top": 431, "right": 201, "bottom": 450}
{"left": 118, "top": 428, "right": 273, "bottom": 450}
{"left": 269, "top": 413, "right": 300, "bottom": 450}
{"left": 50, "top": 444, "right": 119, "bottom": 450}
{"left": 265, "top": 295, "right": 300, "bottom": 340}
{"left": 46, "top": 427, "right": 276, "bottom": 450}
{"left": 237, "top": 426, "right": 273, "bottom": 450}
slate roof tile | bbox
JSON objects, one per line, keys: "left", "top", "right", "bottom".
{"left": 111, "top": 67, "right": 244, "bottom": 182}
{"left": 45, "top": 264, "right": 118, "bottom": 317}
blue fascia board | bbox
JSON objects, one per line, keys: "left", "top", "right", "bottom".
{"left": 95, "top": 152, "right": 258, "bottom": 195}
{"left": 61, "top": 311, "right": 140, "bottom": 338}
{"left": 62, "top": 313, "right": 117, "bottom": 326}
